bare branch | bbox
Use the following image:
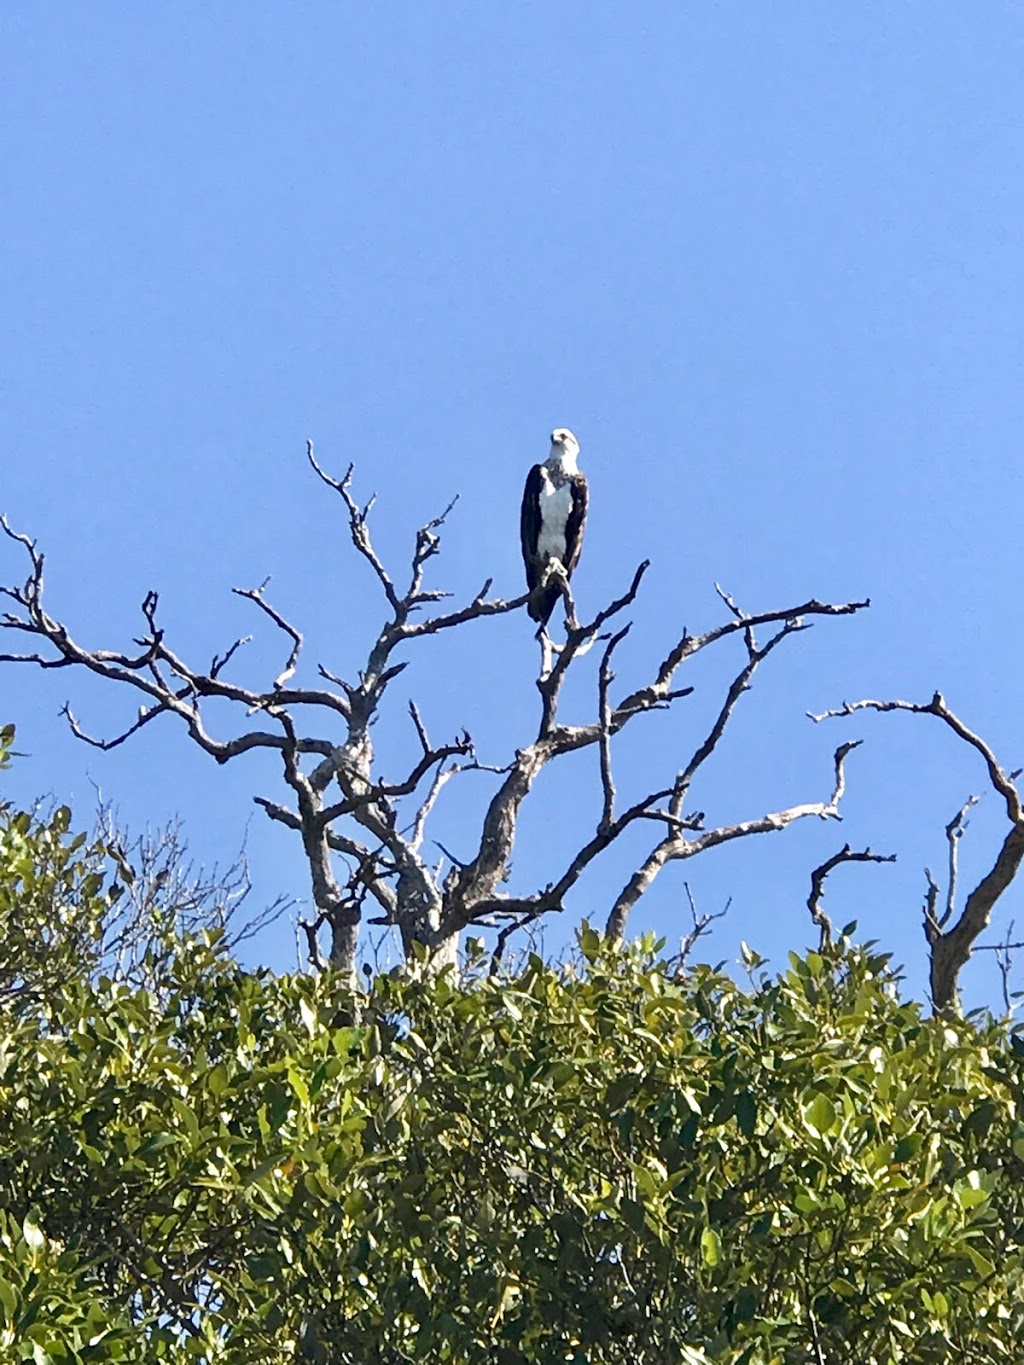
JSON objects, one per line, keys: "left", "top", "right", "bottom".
{"left": 672, "top": 614, "right": 807, "bottom": 817}
{"left": 713, "top": 581, "right": 747, "bottom": 621}
{"left": 318, "top": 731, "right": 474, "bottom": 826}
{"left": 940, "top": 794, "right": 981, "bottom": 930}
{"left": 408, "top": 699, "right": 432, "bottom": 755}
{"left": 410, "top": 765, "right": 458, "bottom": 854}
{"left": 49, "top": 807, "right": 295, "bottom": 994}
{"left": 299, "top": 911, "right": 328, "bottom": 971}
{"left": 397, "top": 586, "right": 533, "bottom": 640}
{"left": 306, "top": 442, "right": 402, "bottom": 614}
{"left": 317, "top": 662, "right": 353, "bottom": 694}
{"left": 537, "top": 561, "right": 650, "bottom": 735}
{"left": 597, "top": 625, "right": 631, "bottom": 832}
{"left": 605, "top": 741, "right": 861, "bottom": 942}
{"left": 814, "top": 691, "right": 1024, "bottom": 1013}
{"left": 210, "top": 634, "right": 252, "bottom": 679}
{"left": 61, "top": 700, "right": 168, "bottom": 752}
{"left": 973, "top": 934, "right": 1024, "bottom": 953}
{"left": 462, "top": 596, "right": 866, "bottom": 958}
{"left": 232, "top": 578, "right": 303, "bottom": 690}
{"left": 0, "top": 514, "right": 40, "bottom": 561}
{"left": 489, "top": 910, "right": 546, "bottom": 975}
{"left": 923, "top": 867, "right": 941, "bottom": 937}
{"left": 447, "top": 585, "right": 867, "bottom": 955}
{"left": 663, "top": 884, "right": 730, "bottom": 976}
{"left": 407, "top": 494, "right": 459, "bottom": 602}
{"left": 253, "top": 794, "right": 396, "bottom": 919}
{"left": 810, "top": 692, "right": 1021, "bottom": 820}
{"left": 631, "top": 595, "right": 870, "bottom": 713}
{"left": 806, "top": 844, "right": 896, "bottom": 949}
{"left": 972, "top": 919, "right": 1024, "bottom": 1015}
{"left": 1, "top": 522, "right": 349, "bottom": 753}
{"left": 972, "top": 919, "right": 1022, "bottom": 1017}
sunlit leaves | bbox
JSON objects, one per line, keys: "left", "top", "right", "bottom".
{"left": 802, "top": 1092, "right": 838, "bottom": 1137}
{"left": 701, "top": 1226, "right": 722, "bottom": 1267}
{"left": 1, "top": 781, "right": 1023, "bottom": 1359}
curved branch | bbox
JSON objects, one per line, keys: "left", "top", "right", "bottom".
{"left": 812, "top": 692, "right": 1024, "bottom": 1012}
{"left": 231, "top": 578, "right": 303, "bottom": 691}
{"left": 806, "top": 844, "right": 896, "bottom": 948}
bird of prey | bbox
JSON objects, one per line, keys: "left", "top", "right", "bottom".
{"left": 520, "top": 427, "right": 589, "bottom": 631}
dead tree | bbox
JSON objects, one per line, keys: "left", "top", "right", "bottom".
{"left": 812, "top": 693, "right": 1024, "bottom": 1014}
{"left": 1, "top": 444, "right": 867, "bottom": 985}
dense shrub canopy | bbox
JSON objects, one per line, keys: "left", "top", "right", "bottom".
{"left": 1, "top": 736, "right": 1023, "bottom": 1362}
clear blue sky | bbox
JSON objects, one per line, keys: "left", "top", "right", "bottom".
{"left": 3, "top": 3, "right": 1023, "bottom": 1008}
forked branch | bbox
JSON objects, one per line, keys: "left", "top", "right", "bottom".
{"left": 812, "top": 692, "right": 1024, "bottom": 1012}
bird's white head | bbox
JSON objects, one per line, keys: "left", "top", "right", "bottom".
{"left": 548, "top": 427, "right": 580, "bottom": 472}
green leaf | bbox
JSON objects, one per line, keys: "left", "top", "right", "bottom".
{"left": 207, "top": 1063, "right": 229, "bottom": 1096}
{"left": 700, "top": 1226, "right": 722, "bottom": 1267}
{"left": 170, "top": 1097, "right": 200, "bottom": 1139}
{"left": 962, "top": 1101, "right": 1000, "bottom": 1138}
{"left": 964, "top": 1244, "right": 996, "bottom": 1278}
{"left": 0, "top": 1276, "right": 16, "bottom": 1322}
{"left": 299, "top": 997, "right": 318, "bottom": 1037}
{"left": 954, "top": 1174, "right": 989, "bottom": 1210}
{"left": 138, "top": 1132, "right": 178, "bottom": 1158}
{"left": 803, "top": 1093, "right": 837, "bottom": 1136}
{"left": 579, "top": 925, "right": 601, "bottom": 961}
{"left": 739, "top": 941, "right": 765, "bottom": 969}
{"left": 288, "top": 1068, "right": 310, "bottom": 1105}
{"left": 892, "top": 1132, "right": 922, "bottom": 1163}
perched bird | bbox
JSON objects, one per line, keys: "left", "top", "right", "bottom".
{"left": 520, "top": 427, "right": 589, "bottom": 630}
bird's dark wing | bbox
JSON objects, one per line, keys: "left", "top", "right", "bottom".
{"left": 520, "top": 465, "right": 544, "bottom": 589}
{"left": 563, "top": 474, "right": 589, "bottom": 579}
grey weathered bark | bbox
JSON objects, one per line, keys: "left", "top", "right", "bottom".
{"left": 2, "top": 449, "right": 867, "bottom": 980}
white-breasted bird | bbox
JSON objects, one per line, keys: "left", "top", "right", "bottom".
{"left": 519, "top": 427, "right": 589, "bottom": 630}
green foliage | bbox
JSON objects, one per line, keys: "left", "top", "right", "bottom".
{"left": 0, "top": 726, "right": 267, "bottom": 1013}
{"left": 2, "top": 736, "right": 1024, "bottom": 1361}
{"left": 0, "top": 725, "right": 115, "bottom": 1010}
{"left": 0, "top": 1209, "right": 148, "bottom": 1362}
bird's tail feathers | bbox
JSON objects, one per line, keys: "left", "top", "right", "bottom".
{"left": 528, "top": 586, "right": 561, "bottom": 629}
